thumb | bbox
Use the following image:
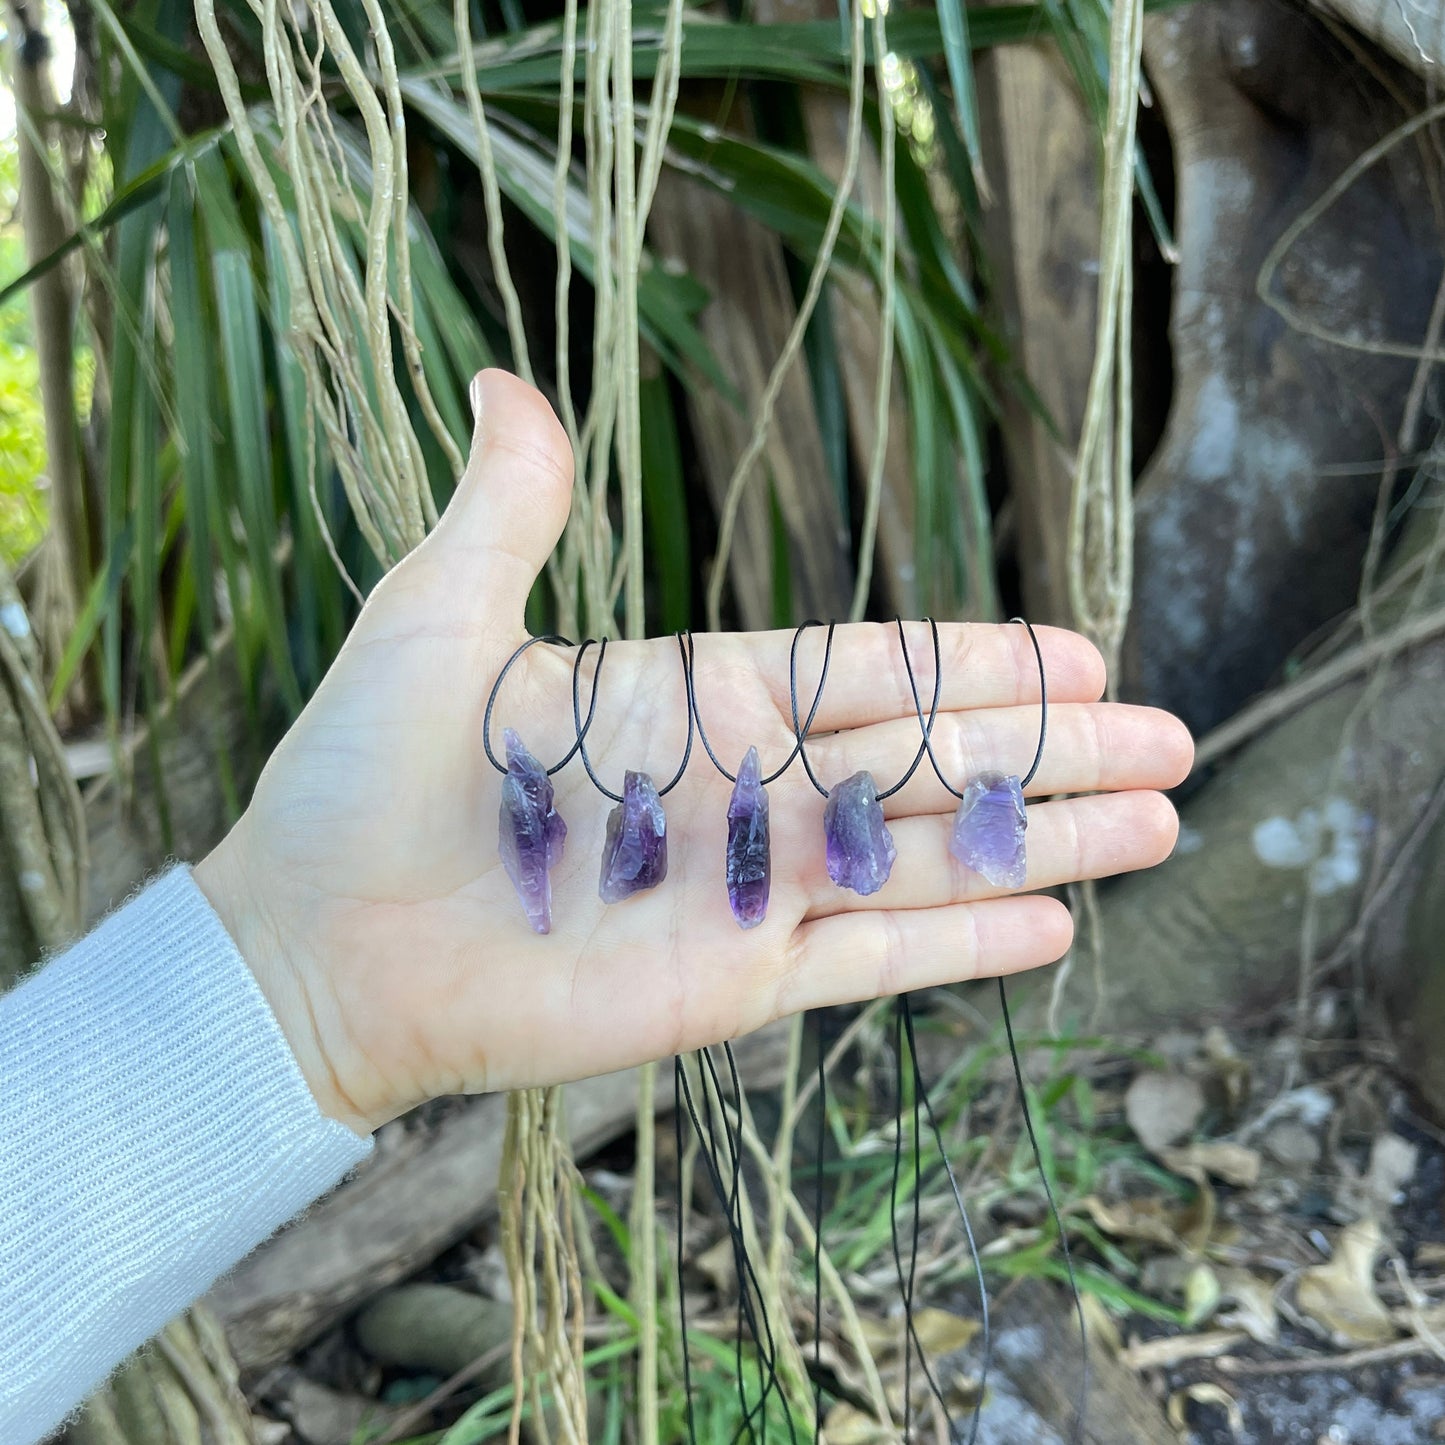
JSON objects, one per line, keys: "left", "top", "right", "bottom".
{"left": 421, "top": 369, "right": 573, "bottom": 628}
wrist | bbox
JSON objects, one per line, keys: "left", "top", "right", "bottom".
{"left": 192, "top": 835, "right": 373, "bottom": 1139}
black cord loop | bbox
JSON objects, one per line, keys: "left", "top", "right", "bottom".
{"left": 572, "top": 633, "right": 696, "bottom": 802}
{"left": 789, "top": 620, "right": 840, "bottom": 798}
{"left": 483, "top": 633, "right": 588, "bottom": 776}
{"left": 790, "top": 620, "right": 943, "bottom": 802}
{"left": 687, "top": 628, "right": 834, "bottom": 787}
{"left": 896, "top": 615, "right": 1049, "bottom": 795}
{"left": 874, "top": 619, "right": 944, "bottom": 801}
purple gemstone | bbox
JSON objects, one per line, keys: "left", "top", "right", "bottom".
{"left": 950, "top": 771, "right": 1027, "bottom": 889}
{"left": 499, "top": 728, "right": 568, "bottom": 934}
{"left": 824, "top": 770, "right": 896, "bottom": 896}
{"left": 726, "top": 746, "right": 771, "bottom": 929}
{"left": 599, "top": 770, "right": 668, "bottom": 903}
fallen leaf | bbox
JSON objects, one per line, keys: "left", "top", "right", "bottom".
{"left": 856, "top": 1312, "right": 907, "bottom": 1359}
{"left": 1079, "top": 1194, "right": 1184, "bottom": 1250}
{"left": 1297, "top": 1219, "right": 1399, "bottom": 1346}
{"left": 1203, "top": 1027, "right": 1251, "bottom": 1116}
{"left": 1160, "top": 1141, "right": 1261, "bottom": 1188}
{"left": 910, "top": 1307, "right": 979, "bottom": 1357}
{"left": 693, "top": 1234, "right": 736, "bottom": 1296}
{"left": 1120, "top": 1329, "right": 1248, "bottom": 1370}
{"left": 1167, "top": 1381, "right": 1245, "bottom": 1437}
{"left": 1126, "top": 1071, "right": 1206, "bottom": 1152}
{"left": 1215, "top": 1267, "right": 1280, "bottom": 1346}
{"left": 1184, "top": 1262, "right": 1222, "bottom": 1328}
{"left": 822, "top": 1403, "right": 892, "bottom": 1445}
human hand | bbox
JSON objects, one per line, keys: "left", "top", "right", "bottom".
{"left": 193, "top": 371, "right": 1193, "bottom": 1136}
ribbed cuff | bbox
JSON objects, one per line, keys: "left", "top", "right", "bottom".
{"left": 0, "top": 864, "right": 373, "bottom": 1444}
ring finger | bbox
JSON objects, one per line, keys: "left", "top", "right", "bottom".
{"left": 799, "top": 790, "right": 1179, "bottom": 919}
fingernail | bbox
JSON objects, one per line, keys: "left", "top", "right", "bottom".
{"left": 469, "top": 372, "right": 486, "bottom": 424}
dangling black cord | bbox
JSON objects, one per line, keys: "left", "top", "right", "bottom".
{"left": 696, "top": 1053, "right": 767, "bottom": 1445}
{"left": 998, "top": 617, "right": 1085, "bottom": 1445}
{"left": 674, "top": 625, "right": 838, "bottom": 1445}
{"left": 698, "top": 1048, "right": 764, "bottom": 1445}
{"left": 998, "top": 982, "right": 1087, "bottom": 1439}
{"left": 675, "top": 1060, "right": 700, "bottom": 1445}
{"left": 813, "top": 1020, "right": 825, "bottom": 1445}
{"left": 888, "top": 998, "right": 968, "bottom": 1443}
{"left": 676, "top": 1056, "right": 758, "bottom": 1444}
{"left": 897, "top": 616, "right": 1086, "bottom": 1444}
{"left": 889, "top": 1003, "right": 917, "bottom": 1443}
{"left": 572, "top": 633, "right": 696, "bottom": 801}
{"left": 792, "top": 619, "right": 962, "bottom": 1439}
{"left": 684, "top": 1044, "right": 792, "bottom": 1445}
{"left": 676, "top": 1052, "right": 785, "bottom": 1445}
{"left": 704, "top": 1043, "right": 801, "bottom": 1445}
{"left": 899, "top": 996, "right": 989, "bottom": 1445}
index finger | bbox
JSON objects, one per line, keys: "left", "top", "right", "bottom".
{"left": 726, "top": 620, "right": 1107, "bottom": 734}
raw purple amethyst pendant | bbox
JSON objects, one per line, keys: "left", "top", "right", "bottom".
{"left": 726, "top": 746, "right": 771, "bottom": 929}
{"left": 824, "top": 770, "right": 896, "bottom": 896}
{"left": 599, "top": 770, "right": 668, "bottom": 903}
{"left": 949, "top": 771, "right": 1027, "bottom": 889}
{"left": 499, "top": 728, "right": 568, "bottom": 934}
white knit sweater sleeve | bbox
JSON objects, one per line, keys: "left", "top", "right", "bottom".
{"left": 0, "top": 864, "right": 374, "bottom": 1445}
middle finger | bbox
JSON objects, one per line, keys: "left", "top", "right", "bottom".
{"left": 796, "top": 702, "right": 1193, "bottom": 818}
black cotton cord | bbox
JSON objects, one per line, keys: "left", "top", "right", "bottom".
{"left": 686, "top": 630, "right": 833, "bottom": 786}
{"left": 892, "top": 616, "right": 1074, "bottom": 1442}
{"left": 674, "top": 1059, "right": 700, "bottom": 1445}
{"left": 900, "top": 997, "right": 990, "bottom": 1445}
{"left": 788, "top": 621, "right": 839, "bottom": 798}
{"left": 483, "top": 633, "right": 590, "bottom": 775}
{"left": 875, "top": 619, "right": 945, "bottom": 802}
{"left": 572, "top": 632, "right": 696, "bottom": 801}
{"left": 999, "top": 982, "right": 1088, "bottom": 1442}
{"left": 889, "top": 1004, "right": 915, "bottom": 1443}
{"left": 686, "top": 1046, "right": 786, "bottom": 1444}
{"left": 788, "top": 620, "right": 938, "bottom": 802}
{"left": 703, "top": 1044, "right": 799, "bottom": 1445}
{"left": 1012, "top": 616, "right": 1048, "bottom": 790}
{"left": 887, "top": 1000, "right": 960, "bottom": 1442}
{"left": 813, "top": 1017, "right": 825, "bottom": 1445}
{"left": 896, "top": 618, "right": 965, "bottom": 802}
{"left": 679, "top": 1052, "right": 785, "bottom": 1445}
{"left": 677, "top": 1057, "right": 762, "bottom": 1445}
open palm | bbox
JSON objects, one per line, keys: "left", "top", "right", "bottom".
{"left": 195, "top": 372, "right": 1192, "bottom": 1136}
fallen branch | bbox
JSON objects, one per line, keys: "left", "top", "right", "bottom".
{"left": 1192, "top": 602, "right": 1445, "bottom": 772}
{"left": 1217, "top": 1338, "right": 1433, "bottom": 1375}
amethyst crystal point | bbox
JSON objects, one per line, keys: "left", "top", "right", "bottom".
{"left": 949, "top": 771, "right": 1027, "bottom": 889}
{"left": 499, "top": 727, "right": 568, "bottom": 934}
{"left": 726, "top": 746, "right": 771, "bottom": 929}
{"left": 599, "top": 770, "right": 668, "bottom": 903}
{"left": 824, "top": 770, "right": 897, "bottom": 896}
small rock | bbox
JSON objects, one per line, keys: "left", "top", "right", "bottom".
{"left": 355, "top": 1283, "right": 513, "bottom": 1381}
{"left": 284, "top": 1377, "right": 390, "bottom": 1445}
{"left": 1262, "top": 1120, "right": 1321, "bottom": 1169}
{"left": 1126, "top": 1070, "right": 1206, "bottom": 1152}
{"left": 1364, "top": 1132, "right": 1418, "bottom": 1212}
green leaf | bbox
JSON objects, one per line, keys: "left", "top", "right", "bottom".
{"left": 194, "top": 147, "right": 304, "bottom": 713}
{"left": 638, "top": 360, "right": 691, "bottom": 632}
